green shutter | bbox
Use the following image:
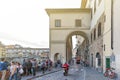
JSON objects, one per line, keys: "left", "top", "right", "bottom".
{"left": 106, "top": 58, "right": 110, "bottom": 68}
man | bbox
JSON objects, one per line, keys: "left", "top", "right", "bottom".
{"left": 31, "top": 59, "right": 37, "bottom": 76}
{"left": 41, "top": 61, "right": 46, "bottom": 74}
{"left": 0, "top": 58, "right": 8, "bottom": 80}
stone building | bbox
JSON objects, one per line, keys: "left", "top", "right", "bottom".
{"left": 46, "top": 8, "right": 91, "bottom": 63}
{"left": 113, "top": 0, "right": 120, "bottom": 78}
{"left": 5, "top": 44, "right": 49, "bottom": 62}
{"left": 0, "top": 42, "right": 6, "bottom": 58}
{"left": 46, "top": 0, "right": 120, "bottom": 78}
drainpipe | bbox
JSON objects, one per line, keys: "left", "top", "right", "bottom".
{"left": 111, "top": 0, "right": 113, "bottom": 50}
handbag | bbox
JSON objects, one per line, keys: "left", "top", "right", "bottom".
{"left": 19, "top": 68, "right": 24, "bottom": 74}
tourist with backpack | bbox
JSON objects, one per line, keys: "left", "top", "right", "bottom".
{"left": 0, "top": 58, "right": 8, "bottom": 80}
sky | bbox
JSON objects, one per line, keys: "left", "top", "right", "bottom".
{"left": 0, "top": 0, "right": 81, "bottom": 48}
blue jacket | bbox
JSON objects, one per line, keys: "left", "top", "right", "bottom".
{"left": 0, "top": 62, "right": 8, "bottom": 71}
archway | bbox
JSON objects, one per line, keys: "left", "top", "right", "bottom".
{"left": 96, "top": 53, "right": 101, "bottom": 68}
{"left": 66, "top": 31, "right": 89, "bottom": 62}
{"left": 54, "top": 53, "right": 60, "bottom": 62}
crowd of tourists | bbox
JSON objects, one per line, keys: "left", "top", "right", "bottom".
{"left": 0, "top": 58, "right": 55, "bottom": 80}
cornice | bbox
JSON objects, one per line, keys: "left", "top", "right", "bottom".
{"left": 46, "top": 8, "right": 91, "bottom": 16}
{"left": 50, "top": 27, "right": 90, "bottom": 30}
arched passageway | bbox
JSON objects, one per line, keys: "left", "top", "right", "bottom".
{"left": 96, "top": 53, "right": 101, "bottom": 68}
{"left": 66, "top": 31, "right": 89, "bottom": 62}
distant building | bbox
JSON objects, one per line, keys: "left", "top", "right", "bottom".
{"left": 5, "top": 44, "right": 49, "bottom": 59}
{"left": 0, "top": 42, "right": 6, "bottom": 58}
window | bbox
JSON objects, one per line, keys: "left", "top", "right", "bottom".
{"left": 98, "top": 23, "right": 101, "bottom": 37}
{"left": 96, "top": 53, "right": 101, "bottom": 66}
{"left": 55, "top": 19, "right": 61, "bottom": 27}
{"left": 91, "top": 33, "right": 92, "bottom": 43}
{"left": 91, "top": 9, "right": 93, "bottom": 19}
{"left": 94, "top": 29, "right": 96, "bottom": 40}
{"left": 104, "top": 44, "right": 105, "bottom": 51}
{"left": 94, "top": 0, "right": 96, "bottom": 13}
{"left": 104, "top": 15, "right": 106, "bottom": 22}
{"left": 75, "top": 19, "right": 81, "bottom": 27}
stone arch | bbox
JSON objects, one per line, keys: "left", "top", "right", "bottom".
{"left": 96, "top": 52, "right": 101, "bottom": 67}
{"left": 66, "top": 31, "right": 89, "bottom": 62}
{"left": 66, "top": 31, "right": 89, "bottom": 44}
{"left": 54, "top": 53, "right": 60, "bottom": 62}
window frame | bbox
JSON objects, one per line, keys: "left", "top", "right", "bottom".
{"left": 98, "top": 23, "right": 101, "bottom": 37}
{"left": 75, "top": 19, "right": 82, "bottom": 27}
{"left": 94, "top": 28, "right": 96, "bottom": 40}
{"left": 55, "top": 19, "right": 61, "bottom": 27}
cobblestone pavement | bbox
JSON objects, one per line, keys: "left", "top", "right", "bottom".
{"left": 21, "top": 68, "right": 62, "bottom": 80}
{"left": 32, "top": 64, "right": 115, "bottom": 80}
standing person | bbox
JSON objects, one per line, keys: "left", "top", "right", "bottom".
{"left": 9, "top": 61, "right": 17, "bottom": 80}
{"left": 46, "top": 60, "right": 48, "bottom": 70}
{"left": 16, "top": 62, "right": 22, "bottom": 80}
{"left": 41, "top": 61, "right": 46, "bottom": 74}
{"left": 49, "top": 60, "right": 52, "bottom": 71}
{"left": 22, "top": 59, "right": 29, "bottom": 76}
{"left": 27, "top": 60, "right": 32, "bottom": 75}
{"left": 22, "top": 59, "right": 27, "bottom": 76}
{"left": 0, "top": 58, "right": 8, "bottom": 80}
{"left": 31, "top": 59, "right": 37, "bottom": 76}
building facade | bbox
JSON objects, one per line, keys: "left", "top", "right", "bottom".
{"left": 46, "top": 0, "right": 120, "bottom": 78}
{"left": 46, "top": 8, "right": 91, "bottom": 63}
{"left": 113, "top": 0, "right": 120, "bottom": 78}
{"left": 0, "top": 42, "right": 6, "bottom": 58}
{"left": 5, "top": 44, "right": 49, "bottom": 63}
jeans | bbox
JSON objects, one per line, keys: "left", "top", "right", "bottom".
{"left": 9, "top": 73, "right": 17, "bottom": 80}
{"left": 32, "top": 67, "right": 36, "bottom": 76}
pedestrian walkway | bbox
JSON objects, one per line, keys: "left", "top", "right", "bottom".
{"left": 1, "top": 64, "right": 116, "bottom": 80}
{"left": 82, "top": 67, "right": 114, "bottom": 80}
{"left": 21, "top": 67, "right": 62, "bottom": 80}
{"left": 33, "top": 64, "right": 116, "bottom": 80}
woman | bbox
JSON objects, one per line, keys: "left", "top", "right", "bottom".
{"left": 16, "top": 62, "right": 22, "bottom": 80}
{"left": 9, "top": 61, "right": 17, "bottom": 80}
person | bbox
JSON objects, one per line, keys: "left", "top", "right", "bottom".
{"left": 22, "top": 59, "right": 27, "bottom": 76}
{"left": 16, "top": 62, "right": 22, "bottom": 80}
{"left": 31, "top": 59, "right": 37, "bottom": 76}
{"left": 27, "top": 60, "right": 32, "bottom": 75}
{"left": 9, "top": 61, "right": 17, "bottom": 80}
{"left": 48, "top": 59, "right": 52, "bottom": 71}
{"left": 38, "top": 61, "right": 42, "bottom": 71}
{"left": 0, "top": 58, "right": 8, "bottom": 80}
{"left": 62, "top": 62, "right": 69, "bottom": 76}
{"left": 41, "top": 61, "right": 46, "bottom": 74}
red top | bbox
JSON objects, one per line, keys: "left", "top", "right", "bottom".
{"left": 62, "top": 63, "right": 69, "bottom": 70}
